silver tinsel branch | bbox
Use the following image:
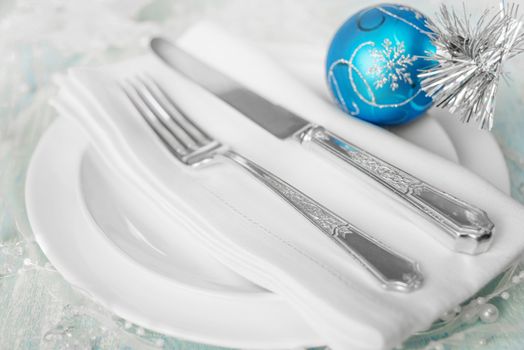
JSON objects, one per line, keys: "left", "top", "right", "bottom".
{"left": 419, "top": 2, "right": 524, "bottom": 130}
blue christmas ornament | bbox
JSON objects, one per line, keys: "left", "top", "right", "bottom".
{"left": 326, "top": 4, "right": 436, "bottom": 125}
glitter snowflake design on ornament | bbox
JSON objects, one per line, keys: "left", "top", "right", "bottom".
{"left": 368, "top": 38, "right": 416, "bottom": 91}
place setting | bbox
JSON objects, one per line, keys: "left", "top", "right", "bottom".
{"left": 22, "top": 2, "right": 524, "bottom": 350}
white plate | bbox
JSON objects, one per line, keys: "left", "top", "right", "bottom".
{"left": 26, "top": 47, "right": 509, "bottom": 348}
{"left": 26, "top": 112, "right": 508, "bottom": 349}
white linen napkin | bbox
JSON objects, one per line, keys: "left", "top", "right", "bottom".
{"left": 52, "top": 22, "right": 524, "bottom": 350}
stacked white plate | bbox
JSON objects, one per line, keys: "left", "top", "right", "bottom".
{"left": 26, "top": 45, "right": 509, "bottom": 349}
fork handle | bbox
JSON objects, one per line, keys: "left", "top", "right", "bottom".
{"left": 298, "top": 125, "right": 494, "bottom": 255}
{"left": 222, "top": 150, "right": 423, "bottom": 292}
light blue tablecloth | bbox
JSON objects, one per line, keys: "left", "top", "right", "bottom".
{"left": 1, "top": 0, "right": 524, "bottom": 349}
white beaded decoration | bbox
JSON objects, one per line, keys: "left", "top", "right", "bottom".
{"left": 479, "top": 304, "right": 499, "bottom": 323}
{"left": 414, "top": 263, "right": 524, "bottom": 350}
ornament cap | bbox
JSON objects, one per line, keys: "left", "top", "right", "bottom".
{"left": 420, "top": 2, "right": 524, "bottom": 130}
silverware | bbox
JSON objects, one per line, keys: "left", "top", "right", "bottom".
{"left": 150, "top": 37, "right": 495, "bottom": 255}
{"left": 121, "top": 76, "right": 424, "bottom": 292}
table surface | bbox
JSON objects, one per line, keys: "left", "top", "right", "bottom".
{"left": 1, "top": 0, "right": 524, "bottom": 349}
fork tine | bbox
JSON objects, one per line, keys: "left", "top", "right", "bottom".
{"left": 121, "top": 80, "right": 188, "bottom": 157}
{"left": 139, "top": 75, "right": 214, "bottom": 146}
{"left": 132, "top": 77, "right": 200, "bottom": 151}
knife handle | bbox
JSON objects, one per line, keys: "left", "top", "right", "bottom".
{"left": 298, "top": 125, "right": 494, "bottom": 255}
{"left": 224, "top": 150, "right": 423, "bottom": 292}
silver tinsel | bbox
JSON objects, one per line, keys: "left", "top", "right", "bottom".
{"left": 419, "top": 2, "right": 524, "bottom": 130}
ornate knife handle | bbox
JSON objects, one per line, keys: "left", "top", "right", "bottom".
{"left": 299, "top": 125, "right": 494, "bottom": 255}
{"left": 223, "top": 150, "right": 423, "bottom": 292}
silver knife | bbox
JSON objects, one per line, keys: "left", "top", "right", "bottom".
{"left": 151, "top": 37, "right": 494, "bottom": 255}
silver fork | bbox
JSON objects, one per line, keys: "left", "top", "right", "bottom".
{"left": 121, "top": 76, "right": 424, "bottom": 292}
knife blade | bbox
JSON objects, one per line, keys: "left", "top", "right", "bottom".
{"left": 151, "top": 37, "right": 495, "bottom": 255}
{"left": 151, "top": 38, "right": 309, "bottom": 139}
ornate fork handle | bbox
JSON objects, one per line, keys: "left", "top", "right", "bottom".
{"left": 299, "top": 126, "right": 494, "bottom": 255}
{"left": 222, "top": 150, "right": 423, "bottom": 292}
